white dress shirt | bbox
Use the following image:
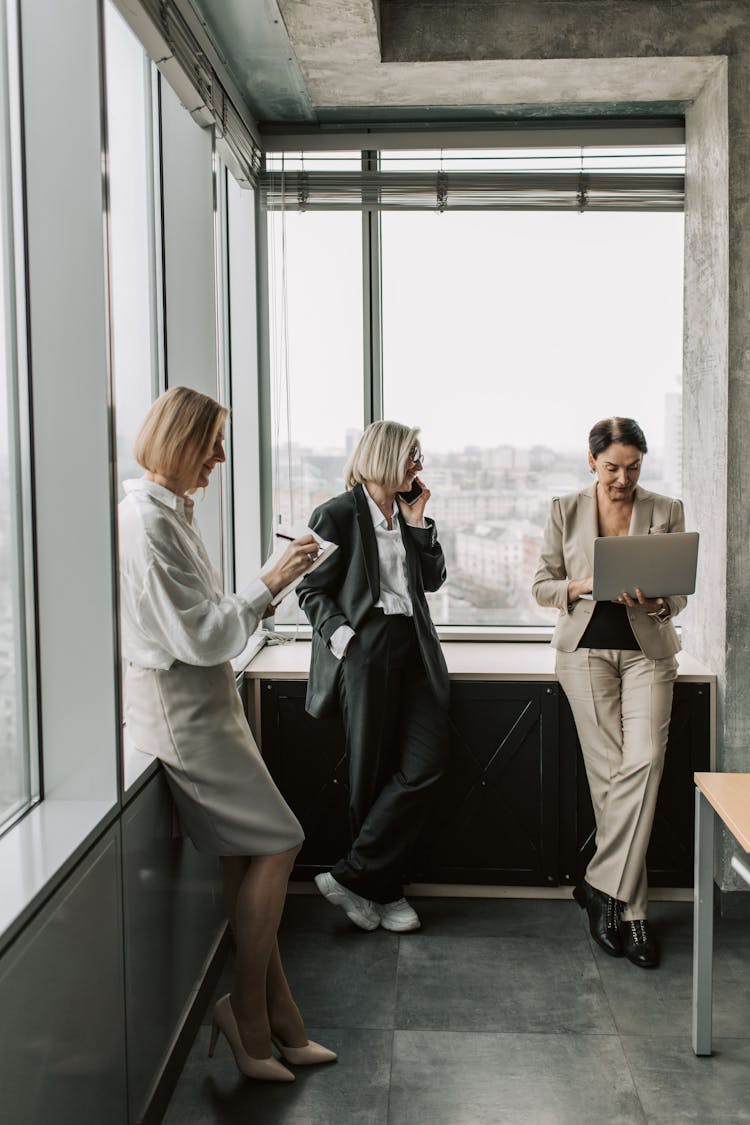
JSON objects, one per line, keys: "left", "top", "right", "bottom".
{"left": 119, "top": 478, "right": 271, "bottom": 669}
{"left": 329, "top": 486, "right": 422, "bottom": 660}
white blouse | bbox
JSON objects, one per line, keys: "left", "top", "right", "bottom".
{"left": 364, "top": 485, "right": 414, "bottom": 617}
{"left": 118, "top": 478, "right": 271, "bottom": 669}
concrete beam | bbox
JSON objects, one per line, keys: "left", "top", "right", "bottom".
{"left": 379, "top": 0, "right": 749, "bottom": 63}
{"left": 278, "top": 0, "right": 718, "bottom": 108}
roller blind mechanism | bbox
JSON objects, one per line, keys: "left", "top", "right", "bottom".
{"left": 261, "top": 147, "right": 685, "bottom": 213}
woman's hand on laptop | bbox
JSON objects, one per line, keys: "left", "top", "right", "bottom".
{"left": 567, "top": 576, "right": 593, "bottom": 603}
{"left": 615, "top": 587, "right": 667, "bottom": 615}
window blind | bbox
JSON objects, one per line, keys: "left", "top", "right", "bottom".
{"left": 261, "top": 149, "right": 685, "bottom": 212}
{"left": 261, "top": 169, "right": 683, "bottom": 212}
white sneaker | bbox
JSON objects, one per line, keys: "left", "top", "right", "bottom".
{"left": 377, "top": 898, "right": 421, "bottom": 932}
{"left": 314, "top": 872, "right": 380, "bottom": 931}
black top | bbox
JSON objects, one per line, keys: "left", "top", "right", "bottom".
{"left": 577, "top": 600, "right": 641, "bottom": 651}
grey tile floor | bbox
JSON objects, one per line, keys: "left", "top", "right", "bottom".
{"left": 163, "top": 896, "right": 750, "bottom": 1125}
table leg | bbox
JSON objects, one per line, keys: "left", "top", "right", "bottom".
{"left": 730, "top": 854, "right": 750, "bottom": 887}
{"left": 692, "top": 788, "right": 714, "bottom": 1056}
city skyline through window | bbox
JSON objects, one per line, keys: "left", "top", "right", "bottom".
{"left": 267, "top": 208, "right": 364, "bottom": 625}
{"left": 267, "top": 164, "right": 684, "bottom": 627}
{"left": 381, "top": 209, "right": 683, "bottom": 626}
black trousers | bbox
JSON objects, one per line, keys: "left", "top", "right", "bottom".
{"left": 332, "top": 609, "right": 450, "bottom": 903}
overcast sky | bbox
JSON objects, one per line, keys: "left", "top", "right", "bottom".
{"left": 271, "top": 208, "right": 684, "bottom": 459}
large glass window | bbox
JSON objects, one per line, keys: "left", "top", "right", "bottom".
{"left": 0, "top": 0, "right": 37, "bottom": 830}
{"left": 267, "top": 207, "right": 364, "bottom": 622}
{"left": 104, "top": 1, "right": 160, "bottom": 788}
{"left": 262, "top": 145, "right": 685, "bottom": 629}
{"left": 104, "top": 0, "right": 160, "bottom": 496}
{"left": 225, "top": 172, "right": 262, "bottom": 588}
{"left": 381, "top": 209, "right": 684, "bottom": 625}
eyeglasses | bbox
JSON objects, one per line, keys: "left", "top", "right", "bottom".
{"left": 408, "top": 446, "right": 423, "bottom": 465}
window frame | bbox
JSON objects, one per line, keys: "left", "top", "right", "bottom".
{"left": 258, "top": 141, "right": 686, "bottom": 641}
{"left": 0, "top": 0, "right": 39, "bottom": 835}
{"left": 103, "top": 1, "right": 166, "bottom": 794}
{"left": 214, "top": 158, "right": 236, "bottom": 596}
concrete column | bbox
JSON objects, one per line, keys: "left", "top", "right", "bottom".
{"left": 682, "top": 63, "right": 728, "bottom": 695}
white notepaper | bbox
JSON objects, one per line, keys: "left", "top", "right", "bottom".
{"left": 261, "top": 523, "right": 338, "bottom": 605}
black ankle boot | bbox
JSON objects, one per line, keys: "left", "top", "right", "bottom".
{"left": 573, "top": 880, "right": 623, "bottom": 957}
{"left": 620, "top": 918, "right": 659, "bottom": 968}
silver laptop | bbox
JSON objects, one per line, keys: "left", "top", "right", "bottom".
{"left": 592, "top": 531, "right": 699, "bottom": 602}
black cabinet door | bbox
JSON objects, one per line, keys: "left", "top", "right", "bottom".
{"left": 567, "top": 680, "right": 711, "bottom": 887}
{"left": 260, "top": 680, "right": 350, "bottom": 872}
{"left": 260, "top": 679, "right": 560, "bottom": 886}
{"left": 417, "top": 682, "right": 560, "bottom": 886}
{"left": 258, "top": 677, "right": 710, "bottom": 887}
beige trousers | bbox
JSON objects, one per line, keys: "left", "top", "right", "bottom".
{"left": 556, "top": 648, "right": 677, "bottom": 920}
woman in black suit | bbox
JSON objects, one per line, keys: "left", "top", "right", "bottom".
{"left": 298, "top": 420, "right": 450, "bottom": 933}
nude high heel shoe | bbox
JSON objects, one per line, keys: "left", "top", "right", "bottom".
{"left": 270, "top": 1035, "right": 338, "bottom": 1066}
{"left": 208, "top": 994, "right": 295, "bottom": 1082}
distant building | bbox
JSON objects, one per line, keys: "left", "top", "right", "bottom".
{"left": 432, "top": 490, "right": 515, "bottom": 526}
{"left": 481, "top": 445, "right": 530, "bottom": 473}
{"left": 453, "top": 520, "right": 541, "bottom": 605}
{"left": 481, "top": 445, "right": 514, "bottom": 471}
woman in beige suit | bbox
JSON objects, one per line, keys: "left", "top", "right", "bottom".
{"left": 532, "top": 417, "right": 686, "bottom": 969}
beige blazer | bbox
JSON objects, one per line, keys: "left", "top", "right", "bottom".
{"left": 532, "top": 484, "right": 687, "bottom": 659}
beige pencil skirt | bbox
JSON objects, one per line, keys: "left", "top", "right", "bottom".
{"left": 124, "top": 660, "right": 304, "bottom": 856}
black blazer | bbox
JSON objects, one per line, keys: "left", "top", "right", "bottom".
{"left": 297, "top": 483, "right": 450, "bottom": 718}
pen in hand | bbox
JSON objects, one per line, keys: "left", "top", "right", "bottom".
{"left": 276, "top": 530, "right": 320, "bottom": 561}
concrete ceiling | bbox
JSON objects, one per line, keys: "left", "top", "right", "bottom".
{"left": 187, "top": 0, "right": 719, "bottom": 131}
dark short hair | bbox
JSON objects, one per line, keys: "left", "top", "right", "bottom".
{"left": 588, "top": 417, "right": 648, "bottom": 458}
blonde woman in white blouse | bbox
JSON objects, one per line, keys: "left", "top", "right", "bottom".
{"left": 119, "top": 386, "right": 335, "bottom": 1083}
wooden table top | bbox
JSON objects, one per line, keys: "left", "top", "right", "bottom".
{"left": 694, "top": 773, "right": 750, "bottom": 852}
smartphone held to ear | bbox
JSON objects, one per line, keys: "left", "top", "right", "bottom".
{"left": 398, "top": 479, "right": 424, "bottom": 505}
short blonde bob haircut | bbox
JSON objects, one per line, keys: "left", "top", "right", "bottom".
{"left": 133, "top": 386, "right": 228, "bottom": 483}
{"left": 344, "top": 420, "right": 420, "bottom": 491}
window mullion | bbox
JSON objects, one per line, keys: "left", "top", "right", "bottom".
{"left": 213, "top": 156, "right": 235, "bottom": 593}
{"left": 1, "top": 0, "right": 38, "bottom": 827}
{"left": 254, "top": 185, "right": 273, "bottom": 563}
{"left": 362, "top": 149, "right": 382, "bottom": 425}
{"left": 148, "top": 65, "right": 165, "bottom": 398}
